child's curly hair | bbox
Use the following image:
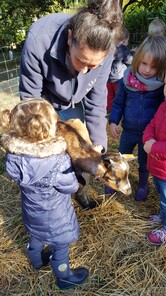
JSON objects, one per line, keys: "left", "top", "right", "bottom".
{"left": 0, "top": 98, "right": 58, "bottom": 142}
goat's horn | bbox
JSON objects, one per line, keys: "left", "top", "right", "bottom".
{"left": 109, "top": 158, "right": 114, "bottom": 164}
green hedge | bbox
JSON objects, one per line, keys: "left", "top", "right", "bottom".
{"left": 124, "top": 3, "right": 166, "bottom": 45}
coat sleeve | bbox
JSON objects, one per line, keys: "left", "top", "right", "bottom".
{"left": 143, "top": 103, "right": 166, "bottom": 160}
{"left": 142, "top": 118, "right": 156, "bottom": 144}
{"left": 54, "top": 154, "right": 79, "bottom": 194}
{"left": 19, "top": 31, "right": 43, "bottom": 99}
{"left": 56, "top": 171, "right": 79, "bottom": 194}
{"left": 108, "top": 78, "right": 127, "bottom": 125}
{"left": 151, "top": 142, "right": 166, "bottom": 160}
{"left": 83, "top": 53, "right": 114, "bottom": 150}
{"left": 143, "top": 102, "right": 164, "bottom": 143}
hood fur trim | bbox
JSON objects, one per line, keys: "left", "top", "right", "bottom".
{"left": 0, "top": 132, "right": 67, "bottom": 158}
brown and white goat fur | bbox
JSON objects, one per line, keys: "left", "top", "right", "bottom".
{"left": 0, "top": 117, "right": 134, "bottom": 197}
{"left": 56, "top": 118, "right": 134, "bottom": 196}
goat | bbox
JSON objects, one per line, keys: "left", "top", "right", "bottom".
{"left": 56, "top": 118, "right": 135, "bottom": 197}
{"left": 0, "top": 115, "right": 135, "bottom": 208}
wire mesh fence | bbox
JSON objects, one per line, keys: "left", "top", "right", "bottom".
{"left": 0, "top": 33, "right": 145, "bottom": 105}
{"left": 0, "top": 47, "right": 21, "bottom": 100}
{"left": 130, "top": 32, "right": 147, "bottom": 45}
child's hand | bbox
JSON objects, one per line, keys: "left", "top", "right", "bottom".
{"left": 109, "top": 123, "right": 119, "bottom": 138}
{"left": 143, "top": 139, "right": 156, "bottom": 154}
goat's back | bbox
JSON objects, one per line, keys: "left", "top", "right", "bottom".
{"left": 56, "top": 119, "right": 97, "bottom": 159}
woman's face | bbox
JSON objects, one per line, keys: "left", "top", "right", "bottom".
{"left": 68, "top": 30, "right": 109, "bottom": 74}
{"left": 138, "top": 52, "right": 158, "bottom": 79}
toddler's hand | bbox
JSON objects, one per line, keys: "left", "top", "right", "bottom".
{"left": 144, "top": 139, "right": 156, "bottom": 154}
{"left": 109, "top": 123, "right": 119, "bottom": 138}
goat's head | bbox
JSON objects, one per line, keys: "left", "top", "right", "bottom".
{"left": 96, "top": 152, "right": 136, "bottom": 196}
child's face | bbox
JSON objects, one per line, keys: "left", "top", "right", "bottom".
{"left": 138, "top": 52, "right": 158, "bottom": 79}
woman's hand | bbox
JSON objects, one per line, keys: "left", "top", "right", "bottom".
{"left": 93, "top": 145, "right": 104, "bottom": 153}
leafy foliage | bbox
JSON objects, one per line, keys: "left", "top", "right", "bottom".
{"left": 0, "top": 0, "right": 165, "bottom": 47}
{"left": 124, "top": 1, "right": 166, "bottom": 40}
{"left": 0, "top": 0, "right": 64, "bottom": 46}
{"left": 122, "top": 0, "right": 166, "bottom": 12}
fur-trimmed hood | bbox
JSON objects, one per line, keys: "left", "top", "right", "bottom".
{"left": 0, "top": 131, "right": 67, "bottom": 158}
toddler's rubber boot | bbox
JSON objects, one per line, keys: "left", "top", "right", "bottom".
{"left": 50, "top": 256, "right": 89, "bottom": 290}
{"left": 27, "top": 244, "right": 43, "bottom": 269}
{"left": 135, "top": 171, "right": 149, "bottom": 202}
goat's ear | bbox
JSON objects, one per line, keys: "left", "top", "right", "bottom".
{"left": 102, "top": 154, "right": 112, "bottom": 163}
{"left": 101, "top": 154, "right": 115, "bottom": 168}
{"left": 122, "top": 154, "right": 137, "bottom": 162}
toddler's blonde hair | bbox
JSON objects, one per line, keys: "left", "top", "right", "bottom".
{"left": 131, "top": 36, "right": 166, "bottom": 81}
{"left": 148, "top": 18, "right": 166, "bottom": 37}
{"left": 0, "top": 99, "right": 58, "bottom": 142}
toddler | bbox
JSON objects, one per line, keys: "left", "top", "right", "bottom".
{"left": 107, "top": 36, "right": 166, "bottom": 201}
{"left": 0, "top": 98, "right": 88, "bottom": 290}
{"left": 143, "top": 101, "right": 166, "bottom": 245}
{"left": 107, "top": 27, "right": 135, "bottom": 112}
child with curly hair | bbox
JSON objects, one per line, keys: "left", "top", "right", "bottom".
{"left": 0, "top": 98, "right": 88, "bottom": 290}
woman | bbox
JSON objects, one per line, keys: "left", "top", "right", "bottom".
{"left": 19, "top": 0, "right": 123, "bottom": 209}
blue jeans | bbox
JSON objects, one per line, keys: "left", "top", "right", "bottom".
{"left": 119, "top": 130, "right": 148, "bottom": 173}
{"left": 153, "top": 177, "right": 166, "bottom": 229}
{"left": 57, "top": 101, "right": 85, "bottom": 122}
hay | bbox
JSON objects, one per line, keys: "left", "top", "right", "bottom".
{"left": 0, "top": 102, "right": 166, "bottom": 295}
{"left": 1, "top": 154, "right": 166, "bottom": 296}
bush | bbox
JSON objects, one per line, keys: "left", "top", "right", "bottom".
{"left": 124, "top": 3, "right": 166, "bottom": 45}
